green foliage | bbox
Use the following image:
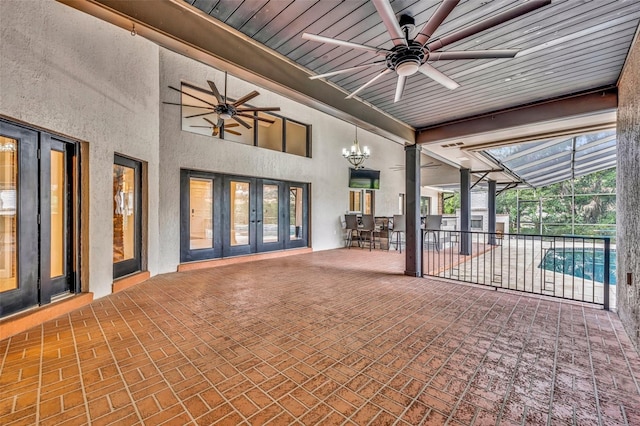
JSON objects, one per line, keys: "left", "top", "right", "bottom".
{"left": 443, "top": 192, "right": 460, "bottom": 214}
{"left": 495, "top": 168, "right": 616, "bottom": 236}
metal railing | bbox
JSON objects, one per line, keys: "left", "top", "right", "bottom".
{"left": 422, "top": 229, "right": 613, "bottom": 310}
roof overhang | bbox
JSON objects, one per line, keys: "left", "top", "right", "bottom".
{"left": 416, "top": 88, "right": 618, "bottom": 146}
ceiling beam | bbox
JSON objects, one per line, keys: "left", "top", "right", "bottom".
{"left": 416, "top": 88, "right": 617, "bottom": 145}
{"left": 57, "top": 0, "right": 415, "bottom": 144}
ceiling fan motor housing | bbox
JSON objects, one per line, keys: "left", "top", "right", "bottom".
{"left": 387, "top": 41, "right": 426, "bottom": 76}
{"left": 217, "top": 103, "right": 236, "bottom": 119}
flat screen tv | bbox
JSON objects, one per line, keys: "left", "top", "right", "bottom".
{"left": 349, "top": 168, "right": 380, "bottom": 190}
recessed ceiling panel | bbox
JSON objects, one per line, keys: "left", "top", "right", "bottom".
{"left": 185, "top": 0, "right": 640, "bottom": 129}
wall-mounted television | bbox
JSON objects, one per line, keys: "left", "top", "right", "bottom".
{"left": 349, "top": 168, "right": 380, "bottom": 190}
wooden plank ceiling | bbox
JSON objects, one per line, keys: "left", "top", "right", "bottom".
{"left": 185, "top": 0, "right": 640, "bottom": 130}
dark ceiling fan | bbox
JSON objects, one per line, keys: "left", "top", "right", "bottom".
{"left": 302, "top": 0, "right": 551, "bottom": 102}
{"left": 165, "top": 72, "right": 281, "bottom": 128}
{"left": 190, "top": 117, "right": 242, "bottom": 137}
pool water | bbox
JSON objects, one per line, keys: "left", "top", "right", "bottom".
{"left": 539, "top": 248, "right": 617, "bottom": 285}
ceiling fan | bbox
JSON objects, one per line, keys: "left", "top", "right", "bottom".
{"left": 190, "top": 117, "right": 242, "bottom": 137}
{"left": 302, "top": 0, "right": 551, "bottom": 102}
{"left": 165, "top": 72, "right": 281, "bottom": 129}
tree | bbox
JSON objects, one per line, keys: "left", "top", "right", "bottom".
{"left": 443, "top": 192, "right": 459, "bottom": 214}
{"left": 495, "top": 168, "right": 616, "bottom": 236}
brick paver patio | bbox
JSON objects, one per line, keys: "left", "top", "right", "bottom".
{"left": 1, "top": 249, "right": 639, "bottom": 425}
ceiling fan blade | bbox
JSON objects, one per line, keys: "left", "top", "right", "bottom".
{"left": 233, "top": 90, "right": 260, "bottom": 107}
{"left": 232, "top": 115, "right": 252, "bottom": 129}
{"left": 168, "top": 86, "right": 218, "bottom": 108}
{"left": 225, "top": 129, "right": 243, "bottom": 136}
{"left": 429, "top": 50, "right": 518, "bottom": 61}
{"left": 310, "top": 63, "right": 380, "bottom": 80}
{"left": 372, "top": 0, "right": 407, "bottom": 46}
{"left": 185, "top": 111, "right": 215, "bottom": 119}
{"left": 223, "top": 123, "right": 240, "bottom": 128}
{"left": 394, "top": 75, "right": 407, "bottom": 103}
{"left": 163, "top": 102, "right": 214, "bottom": 109}
{"left": 206, "top": 80, "right": 224, "bottom": 104}
{"left": 418, "top": 63, "right": 459, "bottom": 90}
{"left": 212, "top": 128, "right": 219, "bottom": 136}
{"left": 346, "top": 68, "right": 392, "bottom": 99}
{"left": 236, "top": 107, "right": 281, "bottom": 112}
{"left": 203, "top": 117, "right": 218, "bottom": 127}
{"left": 427, "top": 0, "right": 551, "bottom": 52}
{"left": 302, "top": 33, "right": 388, "bottom": 55}
{"left": 414, "top": 0, "right": 460, "bottom": 46}
{"left": 190, "top": 125, "right": 213, "bottom": 128}
{"left": 236, "top": 113, "right": 275, "bottom": 124}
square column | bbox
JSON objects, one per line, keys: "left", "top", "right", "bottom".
{"left": 460, "top": 168, "right": 471, "bottom": 255}
{"left": 404, "top": 144, "right": 421, "bottom": 277}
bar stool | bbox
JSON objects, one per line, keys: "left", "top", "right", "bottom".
{"left": 389, "top": 214, "right": 405, "bottom": 253}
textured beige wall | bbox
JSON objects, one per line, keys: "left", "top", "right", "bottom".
{"left": 617, "top": 37, "right": 640, "bottom": 352}
{"left": 0, "top": 0, "right": 409, "bottom": 298}
{"left": 0, "top": 1, "right": 160, "bottom": 299}
{"left": 157, "top": 49, "right": 406, "bottom": 272}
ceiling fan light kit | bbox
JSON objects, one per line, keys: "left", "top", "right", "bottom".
{"left": 303, "top": 0, "right": 551, "bottom": 102}
{"left": 395, "top": 60, "right": 421, "bottom": 77}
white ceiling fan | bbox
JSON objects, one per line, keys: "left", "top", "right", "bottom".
{"left": 302, "top": 0, "right": 551, "bottom": 102}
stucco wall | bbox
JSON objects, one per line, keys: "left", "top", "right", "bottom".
{"left": 420, "top": 187, "right": 440, "bottom": 214}
{"left": 0, "top": 1, "right": 160, "bottom": 299}
{"left": 617, "top": 38, "right": 640, "bottom": 352}
{"left": 0, "top": 1, "right": 407, "bottom": 300}
{"left": 158, "top": 49, "right": 406, "bottom": 272}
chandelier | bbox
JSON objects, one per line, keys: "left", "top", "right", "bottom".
{"left": 342, "top": 126, "right": 370, "bottom": 169}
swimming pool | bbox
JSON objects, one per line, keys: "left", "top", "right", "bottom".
{"left": 539, "top": 248, "right": 617, "bottom": 285}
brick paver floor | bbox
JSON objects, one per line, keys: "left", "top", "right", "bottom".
{"left": 1, "top": 249, "right": 639, "bottom": 425}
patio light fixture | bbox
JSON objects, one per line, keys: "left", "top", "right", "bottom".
{"left": 342, "top": 126, "right": 370, "bottom": 169}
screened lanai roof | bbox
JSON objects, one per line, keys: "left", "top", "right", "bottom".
{"left": 482, "top": 129, "right": 616, "bottom": 188}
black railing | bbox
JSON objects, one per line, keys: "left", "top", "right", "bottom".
{"left": 422, "top": 229, "right": 613, "bottom": 310}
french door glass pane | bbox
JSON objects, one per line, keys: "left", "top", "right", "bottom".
{"left": 365, "top": 191, "right": 373, "bottom": 214}
{"left": 290, "top": 186, "right": 303, "bottom": 240}
{"left": 190, "top": 178, "right": 213, "bottom": 250}
{"left": 263, "top": 184, "right": 279, "bottom": 243}
{"left": 0, "top": 137, "right": 17, "bottom": 292}
{"left": 230, "top": 181, "right": 249, "bottom": 246}
{"left": 349, "top": 190, "right": 361, "bottom": 212}
{"left": 51, "top": 150, "right": 65, "bottom": 277}
{"left": 113, "top": 165, "right": 136, "bottom": 262}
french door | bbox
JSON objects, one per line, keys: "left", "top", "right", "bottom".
{"left": 0, "top": 120, "right": 78, "bottom": 317}
{"left": 180, "top": 170, "right": 308, "bottom": 262}
{"left": 113, "top": 155, "right": 142, "bottom": 278}
{"left": 224, "top": 177, "right": 285, "bottom": 256}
